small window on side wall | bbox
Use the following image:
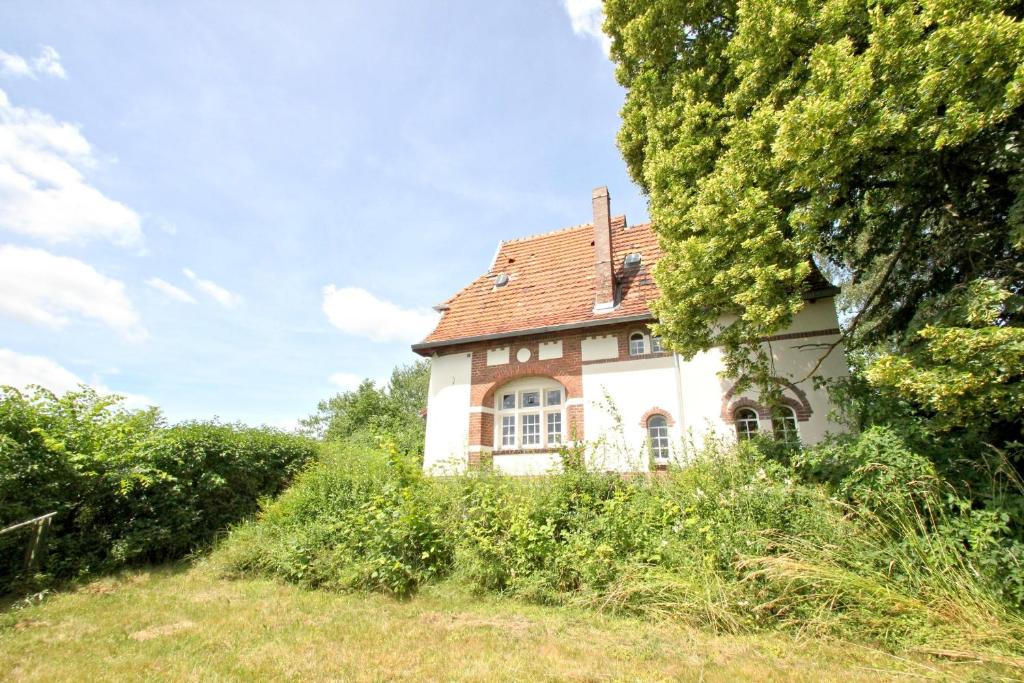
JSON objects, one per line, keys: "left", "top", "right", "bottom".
{"left": 772, "top": 406, "right": 799, "bottom": 443}
{"left": 629, "top": 332, "right": 645, "bottom": 356}
{"left": 734, "top": 408, "right": 759, "bottom": 441}
{"left": 647, "top": 415, "right": 669, "bottom": 461}
{"left": 650, "top": 336, "right": 664, "bottom": 353}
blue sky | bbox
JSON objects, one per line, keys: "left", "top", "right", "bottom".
{"left": 0, "top": 1, "right": 648, "bottom": 428}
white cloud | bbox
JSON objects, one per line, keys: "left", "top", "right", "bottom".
{"left": 0, "top": 88, "right": 142, "bottom": 246}
{"left": 0, "top": 51, "right": 31, "bottom": 78}
{"left": 0, "top": 348, "right": 152, "bottom": 409}
{"left": 32, "top": 47, "right": 66, "bottom": 79}
{"left": 0, "top": 244, "right": 146, "bottom": 340}
{"left": 328, "top": 372, "right": 364, "bottom": 392}
{"left": 146, "top": 277, "right": 196, "bottom": 304}
{"left": 183, "top": 268, "right": 241, "bottom": 308}
{"left": 562, "top": 0, "right": 611, "bottom": 56}
{"left": 0, "top": 46, "right": 66, "bottom": 79}
{"left": 321, "top": 285, "right": 440, "bottom": 344}
{"left": 0, "top": 348, "right": 83, "bottom": 394}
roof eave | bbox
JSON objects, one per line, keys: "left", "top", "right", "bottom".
{"left": 410, "top": 313, "right": 656, "bottom": 356}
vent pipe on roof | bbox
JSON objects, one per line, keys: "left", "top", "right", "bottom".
{"left": 592, "top": 186, "right": 616, "bottom": 312}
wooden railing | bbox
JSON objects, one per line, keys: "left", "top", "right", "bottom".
{"left": 0, "top": 512, "right": 56, "bottom": 573}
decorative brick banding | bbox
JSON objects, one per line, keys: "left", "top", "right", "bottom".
{"left": 441, "top": 321, "right": 663, "bottom": 450}
{"left": 760, "top": 328, "right": 841, "bottom": 343}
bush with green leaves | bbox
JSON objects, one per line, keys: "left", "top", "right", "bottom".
{"left": 216, "top": 439, "right": 450, "bottom": 596}
{"left": 0, "top": 386, "right": 316, "bottom": 594}
{"left": 216, "top": 432, "right": 1023, "bottom": 658}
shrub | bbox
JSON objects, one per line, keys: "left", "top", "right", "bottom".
{"left": 0, "top": 387, "right": 316, "bottom": 594}
{"left": 216, "top": 441, "right": 451, "bottom": 597}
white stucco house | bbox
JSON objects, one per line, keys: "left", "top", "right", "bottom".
{"left": 411, "top": 187, "right": 848, "bottom": 475}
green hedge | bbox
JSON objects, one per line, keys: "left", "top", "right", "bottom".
{"left": 0, "top": 387, "right": 316, "bottom": 594}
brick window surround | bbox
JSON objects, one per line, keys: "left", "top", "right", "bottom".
{"left": 720, "top": 377, "right": 813, "bottom": 423}
{"left": 439, "top": 321, "right": 661, "bottom": 454}
{"left": 639, "top": 407, "right": 675, "bottom": 428}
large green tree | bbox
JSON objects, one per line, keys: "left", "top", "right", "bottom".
{"left": 605, "top": 0, "right": 1024, "bottom": 396}
{"left": 300, "top": 360, "right": 430, "bottom": 456}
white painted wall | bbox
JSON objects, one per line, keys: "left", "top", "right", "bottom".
{"left": 581, "top": 334, "right": 618, "bottom": 361}
{"left": 493, "top": 453, "right": 561, "bottom": 475}
{"left": 420, "top": 299, "right": 848, "bottom": 475}
{"left": 581, "top": 355, "right": 682, "bottom": 471}
{"left": 486, "top": 347, "right": 509, "bottom": 366}
{"left": 422, "top": 351, "right": 473, "bottom": 474}
{"left": 538, "top": 340, "right": 563, "bottom": 360}
{"left": 677, "top": 299, "right": 849, "bottom": 448}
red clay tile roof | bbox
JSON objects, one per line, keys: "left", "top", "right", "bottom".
{"left": 415, "top": 216, "right": 661, "bottom": 351}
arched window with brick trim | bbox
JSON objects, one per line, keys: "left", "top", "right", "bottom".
{"left": 628, "top": 332, "right": 646, "bottom": 356}
{"left": 772, "top": 405, "right": 799, "bottom": 443}
{"left": 493, "top": 377, "right": 565, "bottom": 450}
{"left": 647, "top": 415, "right": 670, "bottom": 461}
{"left": 734, "top": 407, "right": 759, "bottom": 441}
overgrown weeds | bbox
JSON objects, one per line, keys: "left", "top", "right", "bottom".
{"left": 214, "top": 429, "right": 1024, "bottom": 665}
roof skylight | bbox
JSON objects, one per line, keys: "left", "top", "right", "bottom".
{"left": 624, "top": 252, "right": 642, "bottom": 268}
{"left": 494, "top": 273, "right": 510, "bottom": 288}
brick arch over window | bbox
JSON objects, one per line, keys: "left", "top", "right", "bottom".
{"left": 721, "top": 378, "right": 813, "bottom": 423}
{"left": 472, "top": 374, "right": 583, "bottom": 451}
{"left": 478, "top": 372, "right": 577, "bottom": 409}
{"left": 639, "top": 407, "right": 675, "bottom": 428}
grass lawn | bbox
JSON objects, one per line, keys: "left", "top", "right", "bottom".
{"left": 0, "top": 563, "right": 1013, "bottom": 682}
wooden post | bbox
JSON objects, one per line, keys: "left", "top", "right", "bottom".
{"left": 23, "top": 516, "right": 51, "bottom": 572}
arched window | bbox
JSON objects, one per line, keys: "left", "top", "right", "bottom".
{"left": 494, "top": 377, "right": 565, "bottom": 450}
{"left": 772, "top": 405, "right": 799, "bottom": 443}
{"left": 629, "top": 332, "right": 646, "bottom": 356}
{"left": 647, "top": 415, "right": 669, "bottom": 461}
{"left": 734, "top": 407, "right": 759, "bottom": 441}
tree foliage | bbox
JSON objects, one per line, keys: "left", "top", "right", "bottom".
{"left": 605, "top": 0, "right": 1024, "bottom": 389}
{"left": 300, "top": 360, "right": 429, "bottom": 456}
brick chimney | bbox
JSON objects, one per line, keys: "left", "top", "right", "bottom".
{"left": 592, "top": 186, "right": 616, "bottom": 312}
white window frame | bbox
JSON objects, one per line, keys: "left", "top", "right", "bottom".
{"left": 547, "top": 411, "right": 562, "bottom": 446}
{"left": 734, "top": 407, "right": 760, "bottom": 441}
{"left": 772, "top": 405, "right": 800, "bottom": 443}
{"left": 500, "top": 414, "right": 516, "bottom": 447}
{"left": 650, "top": 335, "right": 664, "bottom": 353}
{"left": 647, "top": 415, "right": 670, "bottom": 461}
{"left": 629, "top": 332, "right": 646, "bottom": 356}
{"left": 494, "top": 377, "right": 565, "bottom": 450}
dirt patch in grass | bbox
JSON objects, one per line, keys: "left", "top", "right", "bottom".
{"left": 13, "top": 618, "right": 50, "bottom": 630}
{"left": 419, "top": 611, "right": 535, "bottom": 634}
{"left": 129, "top": 620, "right": 196, "bottom": 641}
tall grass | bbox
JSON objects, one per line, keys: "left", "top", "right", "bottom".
{"left": 214, "top": 434, "right": 1024, "bottom": 665}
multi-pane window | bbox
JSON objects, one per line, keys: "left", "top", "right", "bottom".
{"left": 647, "top": 415, "right": 669, "bottom": 461}
{"left": 734, "top": 408, "right": 760, "bottom": 441}
{"left": 501, "top": 415, "right": 516, "bottom": 447}
{"left": 521, "top": 414, "right": 541, "bottom": 446}
{"left": 494, "top": 379, "right": 565, "bottom": 450}
{"left": 772, "top": 406, "right": 799, "bottom": 443}
{"left": 629, "top": 333, "right": 646, "bottom": 356}
{"left": 547, "top": 412, "right": 562, "bottom": 445}
{"left": 650, "top": 336, "right": 664, "bottom": 353}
